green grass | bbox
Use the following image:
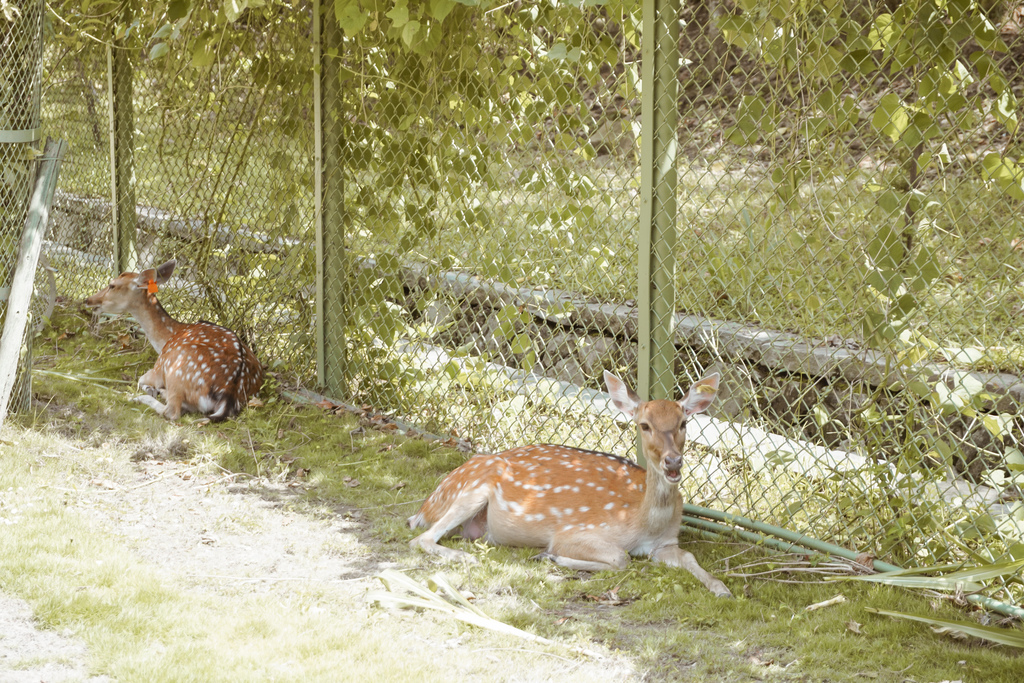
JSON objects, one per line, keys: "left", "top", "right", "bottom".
{"left": 4, "top": 304, "right": 1022, "bottom": 681}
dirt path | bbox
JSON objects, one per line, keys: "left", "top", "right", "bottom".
{"left": 1, "top": 446, "right": 638, "bottom": 682}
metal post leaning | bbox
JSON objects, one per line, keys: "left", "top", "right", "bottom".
{"left": 0, "top": 0, "right": 47, "bottom": 414}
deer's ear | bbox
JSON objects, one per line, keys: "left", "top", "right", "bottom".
{"left": 605, "top": 371, "right": 641, "bottom": 420}
{"left": 155, "top": 260, "right": 176, "bottom": 283}
{"left": 679, "top": 373, "right": 719, "bottom": 416}
{"left": 133, "top": 268, "right": 157, "bottom": 289}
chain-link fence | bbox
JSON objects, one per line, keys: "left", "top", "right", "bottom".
{"left": 32, "top": 0, "right": 1024, "bottom": 608}
{"left": 42, "top": 33, "right": 111, "bottom": 300}
{"left": 321, "top": 1, "right": 649, "bottom": 460}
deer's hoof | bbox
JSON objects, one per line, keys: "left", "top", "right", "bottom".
{"left": 439, "top": 549, "right": 479, "bottom": 565}
{"left": 410, "top": 537, "right": 479, "bottom": 565}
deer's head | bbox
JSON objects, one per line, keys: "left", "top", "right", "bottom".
{"left": 605, "top": 371, "right": 719, "bottom": 484}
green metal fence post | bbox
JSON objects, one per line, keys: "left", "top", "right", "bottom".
{"left": 107, "top": 23, "right": 137, "bottom": 274}
{"left": 315, "top": 0, "right": 348, "bottom": 396}
{"left": 637, "top": 0, "right": 681, "bottom": 465}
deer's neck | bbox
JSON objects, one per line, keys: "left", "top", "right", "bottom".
{"left": 132, "top": 297, "right": 184, "bottom": 354}
{"left": 638, "top": 459, "right": 682, "bottom": 531}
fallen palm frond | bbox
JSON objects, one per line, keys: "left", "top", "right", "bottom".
{"left": 844, "top": 558, "right": 1024, "bottom": 592}
{"left": 367, "top": 569, "right": 602, "bottom": 658}
{"left": 865, "top": 608, "right": 1024, "bottom": 649}
{"left": 725, "top": 554, "right": 873, "bottom": 582}
{"left": 35, "top": 368, "right": 134, "bottom": 389}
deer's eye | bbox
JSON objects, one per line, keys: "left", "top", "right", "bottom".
{"left": 639, "top": 422, "right": 651, "bottom": 432}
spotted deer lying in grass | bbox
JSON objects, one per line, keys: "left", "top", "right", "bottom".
{"left": 85, "top": 260, "right": 264, "bottom": 422}
{"left": 409, "top": 371, "right": 732, "bottom": 597}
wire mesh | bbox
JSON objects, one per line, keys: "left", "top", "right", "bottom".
{"left": 125, "top": 9, "right": 317, "bottom": 377}
{"left": 330, "top": 2, "right": 645, "bottom": 464}
{"left": 41, "top": 34, "right": 113, "bottom": 301}
{"left": 30, "top": 0, "right": 1024, "bottom": 606}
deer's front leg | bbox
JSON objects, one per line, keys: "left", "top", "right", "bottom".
{"left": 138, "top": 367, "right": 163, "bottom": 398}
{"left": 408, "top": 487, "right": 489, "bottom": 565}
{"left": 652, "top": 544, "right": 733, "bottom": 598}
{"left": 131, "top": 366, "right": 171, "bottom": 417}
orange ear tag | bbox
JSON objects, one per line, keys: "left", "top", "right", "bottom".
{"left": 147, "top": 279, "right": 159, "bottom": 295}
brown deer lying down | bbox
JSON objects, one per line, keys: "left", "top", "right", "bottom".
{"left": 408, "top": 371, "right": 732, "bottom": 597}
{"left": 85, "top": 260, "right": 264, "bottom": 422}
